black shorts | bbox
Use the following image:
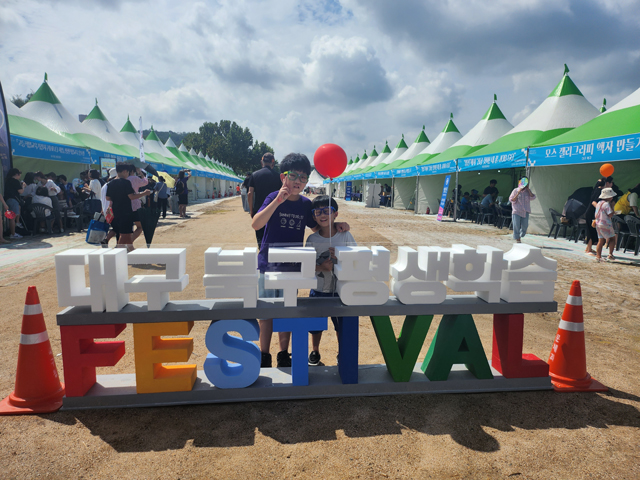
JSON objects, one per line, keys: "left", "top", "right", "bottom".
{"left": 132, "top": 210, "right": 140, "bottom": 223}
{"left": 112, "top": 214, "right": 134, "bottom": 235}
{"left": 178, "top": 194, "right": 188, "bottom": 206}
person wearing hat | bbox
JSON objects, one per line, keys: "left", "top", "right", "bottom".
{"left": 509, "top": 177, "right": 536, "bottom": 243}
{"left": 595, "top": 187, "right": 617, "bottom": 262}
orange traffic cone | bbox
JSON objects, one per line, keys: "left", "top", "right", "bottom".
{"left": 548, "top": 280, "right": 607, "bottom": 392}
{"left": 0, "top": 286, "right": 65, "bottom": 415}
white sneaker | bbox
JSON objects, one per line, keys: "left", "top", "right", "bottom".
{"left": 10, "top": 233, "right": 22, "bottom": 239}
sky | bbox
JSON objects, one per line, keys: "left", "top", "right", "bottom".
{"left": 1, "top": 0, "right": 639, "bottom": 165}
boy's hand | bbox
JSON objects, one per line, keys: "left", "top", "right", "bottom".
{"left": 318, "top": 256, "right": 333, "bottom": 271}
{"left": 276, "top": 184, "right": 291, "bottom": 203}
{"left": 334, "top": 221, "right": 350, "bottom": 232}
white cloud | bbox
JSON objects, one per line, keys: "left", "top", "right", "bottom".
{"left": 1, "top": 0, "right": 638, "bottom": 166}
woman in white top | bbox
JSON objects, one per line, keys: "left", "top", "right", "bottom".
{"left": 83, "top": 169, "right": 102, "bottom": 199}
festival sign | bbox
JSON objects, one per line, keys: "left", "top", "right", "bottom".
{"left": 458, "top": 148, "right": 526, "bottom": 171}
{"left": 11, "top": 135, "right": 91, "bottom": 164}
{"left": 54, "top": 243, "right": 557, "bottom": 409}
{"left": 0, "top": 81, "right": 12, "bottom": 178}
{"left": 528, "top": 133, "right": 640, "bottom": 167}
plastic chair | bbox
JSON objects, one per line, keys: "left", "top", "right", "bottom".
{"left": 568, "top": 218, "right": 588, "bottom": 243}
{"left": 612, "top": 215, "right": 629, "bottom": 251}
{"left": 29, "top": 204, "right": 54, "bottom": 235}
{"left": 478, "top": 206, "right": 494, "bottom": 226}
{"left": 623, "top": 215, "right": 640, "bottom": 255}
{"left": 548, "top": 209, "right": 568, "bottom": 239}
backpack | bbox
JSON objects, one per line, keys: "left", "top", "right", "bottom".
{"left": 175, "top": 180, "right": 184, "bottom": 195}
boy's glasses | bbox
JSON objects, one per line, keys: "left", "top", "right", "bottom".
{"left": 312, "top": 206, "right": 336, "bottom": 217}
{"left": 283, "top": 171, "right": 309, "bottom": 183}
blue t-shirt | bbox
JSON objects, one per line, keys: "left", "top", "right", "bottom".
{"left": 257, "top": 191, "right": 317, "bottom": 273}
{"left": 481, "top": 195, "right": 492, "bottom": 208}
{"left": 460, "top": 197, "right": 470, "bottom": 211}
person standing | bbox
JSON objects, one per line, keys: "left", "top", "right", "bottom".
{"left": 509, "top": 178, "right": 536, "bottom": 243}
{"left": 155, "top": 176, "right": 169, "bottom": 219}
{"left": 595, "top": 188, "right": 617, "bottom": 262}
{"left": 248, "top": 152, "right": 281, "bottom": 247}
{"left": 4, "top": 168, "right": 25, "bottom": 239}
{"left": 106, "top": 164, "right": 151, "bottom": 251}
{"left": 176, "top": 170, "right": 190, "bottom": 218}
{"left": 241, "top": 174, "right": 251, "bottom": 212}
{"left": 126, "top": 166, "right": 148, "bottom": 241}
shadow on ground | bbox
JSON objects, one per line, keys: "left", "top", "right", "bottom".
{"left": 46, "top": 388, "right": 640, "bottom": 453}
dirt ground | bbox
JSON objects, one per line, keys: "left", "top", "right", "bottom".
{"left": 1, "top": 196, "right": 639, "bottom": 479}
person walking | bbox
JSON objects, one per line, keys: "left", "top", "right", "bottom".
{"left": 509, "top": 177, "right": 536, "bottom": 243}
{"left": 155, "top": 176, "right": 169, "bottom": 219}
{"left": 248, "top": 152, "right": 281, "bottom": 247}
{"left": 241, "top": 174, "right": 251, "bottom": 212}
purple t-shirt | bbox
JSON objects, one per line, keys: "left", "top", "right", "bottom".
{"left": 257, "top": 191, "right": 317, "bottom": 272}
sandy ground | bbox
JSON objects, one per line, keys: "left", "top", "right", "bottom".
{"left": 1, "top": 196, "right": 639, "bottom": 479}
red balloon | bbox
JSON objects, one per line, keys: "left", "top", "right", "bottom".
{"left": 599, "top": 163, "right": 614, "bottom": 177}
{"left": 313, "top": 144, "right": 348, "bottom": 179}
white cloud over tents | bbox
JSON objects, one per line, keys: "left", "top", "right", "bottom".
{"left": 2, "top": 0, "right": 638, "bottom": 164}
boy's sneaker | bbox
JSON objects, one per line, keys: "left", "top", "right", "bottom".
{"left": 308, "top": 350, "right": 324, "bottom": 366}
{"left": 261, "top": 352, "right": 272, "bottom": 368}
{"left": 10, "top": 233, "right": 22, "bottom": 239}
{"left": 276, "top": 350, "right": 291, "bottom": 368}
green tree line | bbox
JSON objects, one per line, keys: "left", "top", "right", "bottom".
{"left": 182, "top": 121, "right": 274, "bottom": 176}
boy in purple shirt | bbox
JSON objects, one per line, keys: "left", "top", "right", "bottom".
{"left": 251, "top": 153, "right": 349, "bottom": 368}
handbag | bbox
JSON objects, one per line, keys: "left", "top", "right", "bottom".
{"left": 83, "top": 192, "right": 102, "bottom": 215}
{"left": 85, "top": 219, "right": 109, "bottom": 244}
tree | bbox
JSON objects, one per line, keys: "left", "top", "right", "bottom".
{"left": 182, "top": 120, "right": 273, "bottom": 175}
{"left": 10, "top": 92, "right": 33, "bottom": 108}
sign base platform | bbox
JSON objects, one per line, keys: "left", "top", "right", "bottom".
{"left": 62, "top": 364, "right": 552, "bottom": 410}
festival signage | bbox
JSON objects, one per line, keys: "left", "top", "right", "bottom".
{"left": 345, "top": 181, "right": 352, "bottom": 201}
{"left": 415, "top": 160, "right": 457, "bottom": 176}
{"left": 55, "top": 244, "right": 557, "bottom": 409}
{"left": 437, "top": 175, "right": 451, "bottom": 221}
{"left": 11, "top": 135, "right": 91, "bottom": 164}
{"left": 528, "top": 133, "right": 640, "bottom": 167}
{"left": 0, "top": 81, "right": 12, "bottom": 179}
{"left": 458, "top": 148, "right": 526, "bottom": 171}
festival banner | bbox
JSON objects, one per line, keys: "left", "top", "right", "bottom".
{"left": 458, "top": 148, "right": 526, "bottom": 171}
{"left": 528, "top": 133, "right": 640, "bottom": 167}
{"left": 11, "top": 135, "right": 91, "bottom": 164}
{"left": 345, "top": 181, "right": 352, "bottom": 201}
{"left": 0, "top": 81, "right": 13, "bottom": 180}
{"left": 437, "top": 175, "right": 451, "bottom": 222}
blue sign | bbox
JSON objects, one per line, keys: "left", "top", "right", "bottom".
{"left": 0, "top": 81, "right": 12, "bottom": 179}
{"left": 528, "top": 133, "right": 640, "bottom": 167}
{"left": 437, "top": 175, "right": 451, "bottom": 222}
{"left": 11, "top": 135, "right": 91, "bottom": 164}
{"left": 345, "top": 181, "right": 352, "bottom": 201}
{"left": 458, "top": 148, "right": 526, "bottom": 171}
{"left": 416, "top": 160, "right": 457, "bottom": 176}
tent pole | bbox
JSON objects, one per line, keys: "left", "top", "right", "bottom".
{"left": 414, "top": 175, "right": 420, "bottom": 215}
{"left": 454, "top": 159, "right": 459, "bottom": 222}
{"left": 391, "top": 176, "right": 395, "bottom": 208}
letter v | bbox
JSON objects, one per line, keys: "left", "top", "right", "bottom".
{"left": 370, "top": 315, "right": 434, "bottom": 382}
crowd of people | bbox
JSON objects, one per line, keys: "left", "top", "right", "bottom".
{"left": 1, "top": 164, "right": 181, "bottom": 248}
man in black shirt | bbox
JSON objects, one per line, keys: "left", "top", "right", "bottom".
{"left": 483, "top": 179, "right": 499, "bottom": 199}
{"left": 248, "top": 152, "right": 281, "bottom": 247}
{"left": 106, "top": 164, "right": 151, "bottom": 251}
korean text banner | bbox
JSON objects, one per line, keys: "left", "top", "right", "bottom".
{"left": 528, "top": 133, "right": 640, "bottom": 167}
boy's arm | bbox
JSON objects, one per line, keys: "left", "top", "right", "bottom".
{"left": 251, "top": 185, "right": 289, "bottom": 230}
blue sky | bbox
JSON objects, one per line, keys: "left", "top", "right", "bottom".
{"left": 1, "top": 0, "right": 639, "bottom": 164}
